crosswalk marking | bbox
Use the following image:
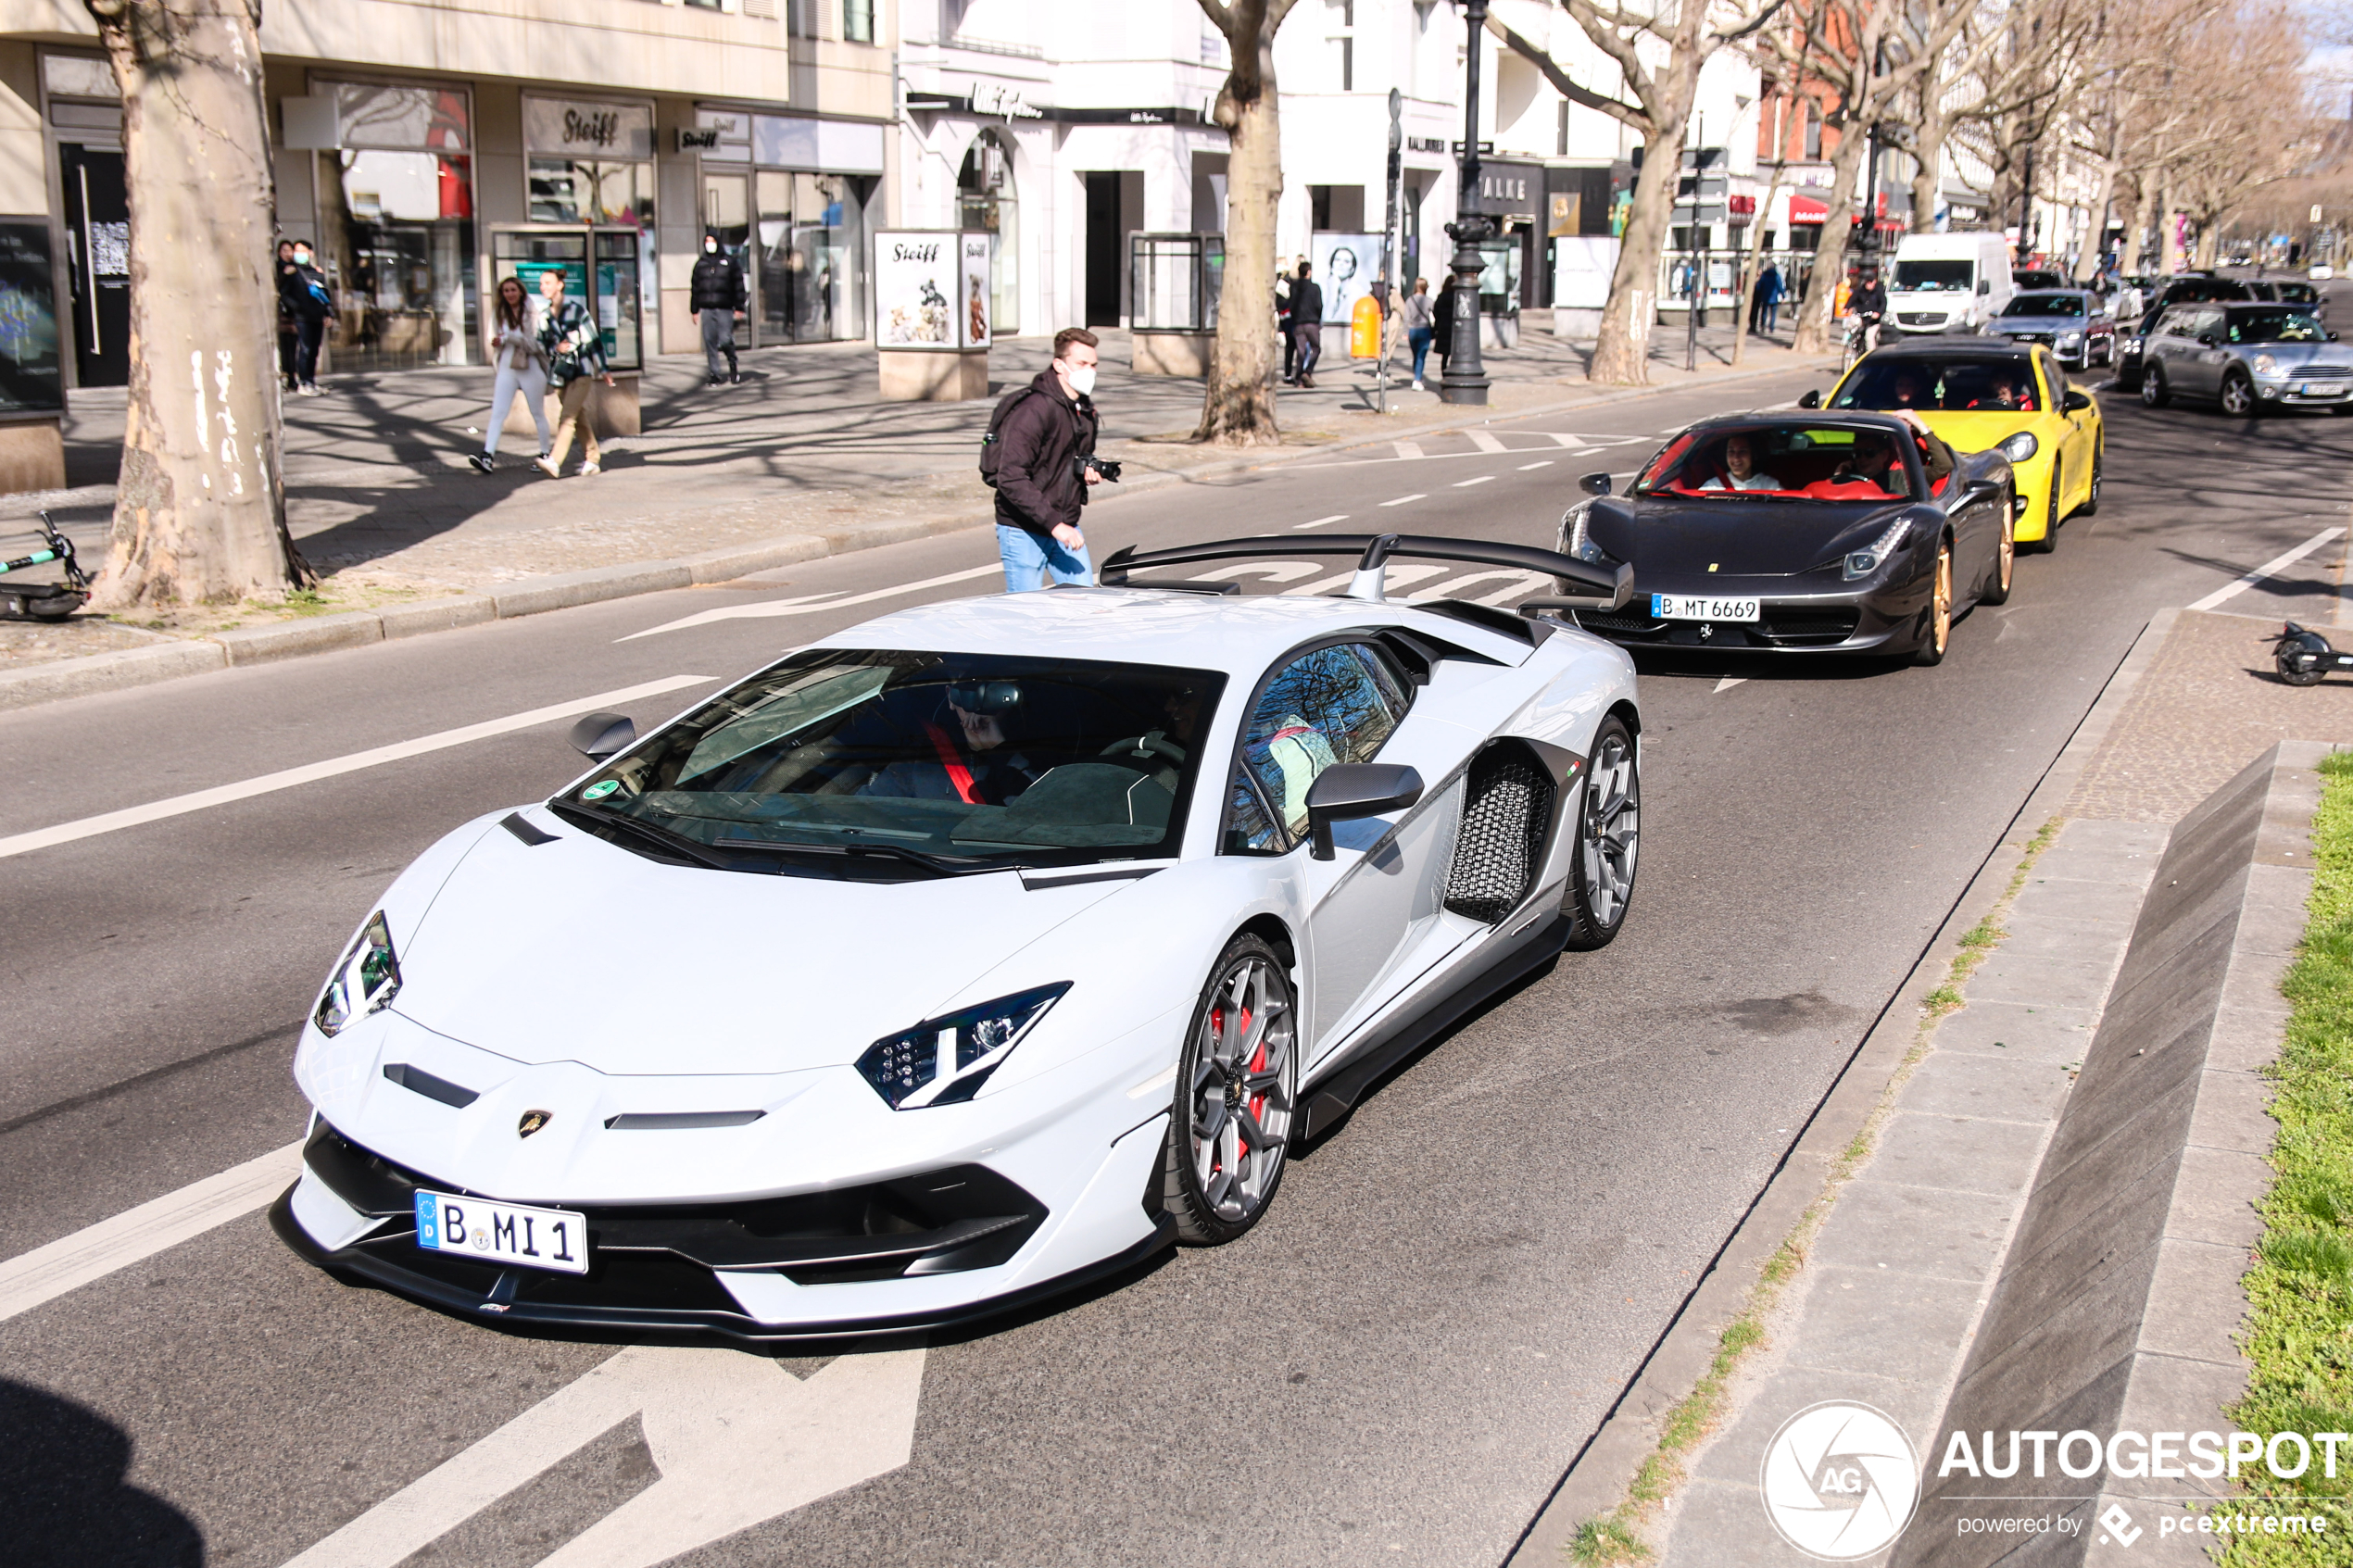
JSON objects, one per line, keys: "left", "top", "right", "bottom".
{"left": 1392, "top": 440, "right": 1425, "bottom": 459}
{"left": 1466, "top": 430, "right": 1506, "bottom": 453}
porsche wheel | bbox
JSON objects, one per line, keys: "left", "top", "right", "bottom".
{"left": 1161, "top": 935, "right": 1297, "bottom": 1244}
{"left": 2141, "top": 365, "right": 2170, "bottom": 408}
{"left": 2221, "top": 370, "right": 2259, "bottom": 418}
{"left": 1980, "top": 498, "right": 2015, "bottom": 606}
{"left": 1914, "top": 536, "right": 1954, "bottom": 667}
{"left": 2076, "top": 445, "right": 2102, "bottom": 517}
{"left": 1564, "top": 717, "right": 1640, "bottom": 950}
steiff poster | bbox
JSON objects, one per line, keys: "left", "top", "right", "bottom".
{"left": 959, "top": 232, "right": 992, "bottom": 351}
{"left": 875, "top": 232, "right": 957, "bottom": 349}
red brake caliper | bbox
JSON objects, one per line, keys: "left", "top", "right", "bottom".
{"left": 1242, "top": 1007, "right": 1264, "bottom": 1165}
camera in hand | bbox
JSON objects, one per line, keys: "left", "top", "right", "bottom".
{"left": 1074, "top": 454, "right": 1123, "bottom": 483}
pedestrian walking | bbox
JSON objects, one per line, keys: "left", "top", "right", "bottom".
{"left": 985, "top": 328, "right": 1103, "bottom": 593}
{"left": 532, "top": 269, "right": 615, "bottom": 479}
{"left": 1403, "top": 277, "right": 1436, "bottom": 389}
{"left": 1433, "top": 280, "right": 1457, "bottom": 378}
{"left": 1288, "top": 260, "right": 1324, "bottom": 388}
{"left": 1277, "top": 261, "right": 1297, "bottom": 383}
{"left": 467, "top": 275, "right": 551, "bottom": 473}
{"left": 691, "top": 232, "right": 747, "bottom": 385}
{"left": 280, "top": 238, "right": 334, "bottom": 396}
{"left": 1754, "top": 262, "right": 1785, "bottom": 334}
{"left": 274, "top": 240, "right": 301, "bottom": 392}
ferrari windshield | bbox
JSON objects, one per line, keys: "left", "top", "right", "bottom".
{"left": 1832, "top": 356, "right": 2041, "bottom": 412}
{"left": 560, "top": 650, "right": 1224, "bottom": 876}
{"left": 1634, "top": 423, "right": 1919, "bottom": 501}
{"left": 2001, "top": 293, "right": 2084, "bottom": 318}
{"left": 2226, "top": 308, "right": 2325, "bottom": 344}
{"left": 1894, "top": 260, "right": 1973, "bottom": 292}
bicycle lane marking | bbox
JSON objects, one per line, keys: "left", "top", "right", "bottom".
{"left": 0, "top": 673, "right": 719, "bottom": 861}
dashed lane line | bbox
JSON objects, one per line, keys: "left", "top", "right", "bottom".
{"left": 620, "top": 562, "right": 1003, "bottom": 641}
{"left": 1454, "top": 475, "right": 1495, "bottom": 487}
{"left": 0, "top": 674, "right": 719, "bottom": 861}
{"left": 1295, "top": 514, "right": 1348, "bottom": 529}
{"left": 2186, "top": 525, "right": 2344, "bottom": 612}
{"left": 1519, "top": 461, "right": 1554, "bottom": 470}
{"left": 1379, "top": 494, "right": 1427, "bottom": 507}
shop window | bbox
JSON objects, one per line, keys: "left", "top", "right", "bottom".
{"left": 315, "top": 82, "right": 477, "bottom": 374}
{"left": 529, "top": 159, "right": 652, "bottom": 228}
{"left": 1804, "top": 100, "right": 1822, "bottom": 162}
{"left": 755, "top": 169, "right": 869, "bottom": 344}
{"left": 957, "top": 129, "right": 1018, "bottom": 337}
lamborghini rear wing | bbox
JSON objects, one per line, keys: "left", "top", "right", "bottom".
{"left": 1096, "top": 533, "right": 1635, "bottom": 611}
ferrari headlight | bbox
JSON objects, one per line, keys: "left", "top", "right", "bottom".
{"left": 1843, "top": 517, "right": 1912, "bottom": 580}
{"left": 1999, "top": 431, "right": 2038, "bottom": 463}
{"left": 315, "top": 911, "right": 400, "bottom": 1036}
{"left": 1561, "top": 501, "right": 1605, "bottom": 563}
{"left": 2253, "top": 353, "right": 2281, "bottom": 377}
{"left": 856, "top": 983, "right": 1071, "bottom": 1109}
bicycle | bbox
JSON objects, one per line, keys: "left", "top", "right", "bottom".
{"left": 0, "top": 512, "right": 93, "bottom": 622}
{"left": 1840, "top": 312, "right": 1885, "bottom": 374}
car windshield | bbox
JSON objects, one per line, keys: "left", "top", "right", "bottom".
{"left": 2227, "top": 308, "right": 2326, "bottom": 344}
{"left": 1633, "top": 424, "right": 1918, "bottom": 501}
{"left": 2161, "top": 280, "right": 2249, "bottom": 305}
{"left": 558, "top": 650, "right": 1225, "bottom": 877}
{"left": 2001, "top": 293, "right": 2084, "bottom": 318}
{"left": 2277, "top": 283, "right": 2320, "bottom": 304}
{"left": 1894, "top": 259, "right": 1973, "bottom": 292}
{"left": 1832, "top": 356, "right": 2041, "bottom": 412}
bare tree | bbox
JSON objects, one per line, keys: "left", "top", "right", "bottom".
{"left": 1193, "top": 0, "right": 1302, "bottom": 445}
{"left": 83, "top": 0, "right": 306, "bottom": 608}
{"left": 1494, "top": 0, "right": 1783, "bottom": 385}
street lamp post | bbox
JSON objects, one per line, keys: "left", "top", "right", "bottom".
{"left": 1441, "top": 0, "right": 1492, "bottom": 406}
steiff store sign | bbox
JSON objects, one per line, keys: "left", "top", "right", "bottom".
{"left": 523, "top": 98, "right": 655, "bottom": 160}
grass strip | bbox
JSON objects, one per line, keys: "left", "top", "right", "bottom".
{"left": 1566, "top": 817, "right": 2062, "bottom": 1564}
{"left": 2213, "top": 751, "right": 2353, "bottom": 1562}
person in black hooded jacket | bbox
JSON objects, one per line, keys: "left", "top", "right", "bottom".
{"left": 991, "top": 328, "right": 1103, "bottom": 592}
{"left": 690, "top": 233, "right": 748, "bottom": 384}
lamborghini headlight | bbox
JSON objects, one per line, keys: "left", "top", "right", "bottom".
{"left": 315, "top": 911, "right": 400, "bottom": 1036}
{"left": 1843, "top": 517, "right": 1912, "bottom": 580}
{"left": 2253, "top": 353, "right": 2281, "bottom": 377}
{"left": 856, "top": 983, "right": 1071, "bottom": 1109}
{"left": 1999, "top": 431, "right": 2038, "bottom": 463}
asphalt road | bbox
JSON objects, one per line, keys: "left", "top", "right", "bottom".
{"left": 3, "top": 335, "right": 2347, "bottom": 1568}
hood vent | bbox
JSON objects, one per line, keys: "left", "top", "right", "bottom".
{"left": 603, "top": 1110, "right": 766, "bottom": 1130}
{"left": 383, "top": 1062, "right": 480, "bottom": 1110}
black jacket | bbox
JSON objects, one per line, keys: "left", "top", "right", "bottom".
{"left": 690, "top": 250, "right": 746, "bottom": 312}
{"left": 992, "top": 370, "right": 1099, "bottom": 536}
{"left": 281, "top": 261, "right": 333, "bottom": 321}
{"left": 1289, "top": 278, "right": 1325, "bottom": 330}
{"left": 1851, "top": 281, "right": 1887, "bottom": 318}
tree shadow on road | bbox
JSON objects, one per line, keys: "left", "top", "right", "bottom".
{"left": 1, "top": 1376, "right": 205, "bottom": 1566}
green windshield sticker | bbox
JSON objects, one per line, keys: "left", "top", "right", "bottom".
{"left": 582, "top": 779, "right": 621, "bottom": 801}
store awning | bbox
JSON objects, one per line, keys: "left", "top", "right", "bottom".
{"left": 1789, "top": 194, "right": 1830, "bottom": 223}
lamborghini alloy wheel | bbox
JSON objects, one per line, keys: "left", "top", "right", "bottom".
{"left": 1161, "top": 935, "right": 1297, "bottom": 1244}
{"left": 1564, "top": 716, "right": 1640, "bottom": 950}
{"left": 1914, "top": 536, "right": 1954, "bottom": 667}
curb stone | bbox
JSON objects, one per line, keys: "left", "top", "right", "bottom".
{"left": 0, "top": 354, "right": 1831, "bottom": 716}
{"left": 1504, "top": 609, "right": 2180, "bottom": 1566}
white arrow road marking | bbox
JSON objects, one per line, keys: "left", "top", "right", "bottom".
{"left": 1715, "top": 676, "right": 1748, "bottom": 693}
{"left": 619, "top": 561, "right": 1004, "bottom": 642}
{"left": 0, "top": 675, "right": 718, "bottom": 861}
{"left": 1192, "top": 562, "right": 1327, "bottom": 586}
{"left": 0, "top": 1139, "right": 305, "bottom": 1323}
{"left": 1406, "top": 570, "right": 1554, "bottom": 606}
{"left": 1284, "top": 563, "right": 1450, "bottom": 598}
{"left": 2186, "top": 525, "right": 2343, "bottom": 612}
{"left": 279, "top": 1342, "right": 927, "bottom": 1568}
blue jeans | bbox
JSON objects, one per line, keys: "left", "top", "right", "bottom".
{"left": 997, "top": 522, "right": 1094, "bottom": 593}
{"left": 1409, "top": 326, "right": 1434, "bottom": 382}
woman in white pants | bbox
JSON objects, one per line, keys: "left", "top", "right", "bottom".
{"left": 469, "top": 276, "right": 551, "bottom": 472}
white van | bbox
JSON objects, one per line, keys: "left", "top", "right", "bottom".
{"left": 1885, "top": 232, "right": 2014, "bottom": 336}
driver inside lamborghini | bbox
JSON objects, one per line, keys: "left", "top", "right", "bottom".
{"left": 863, "top": 680, "right": 1044, "bottom": 805}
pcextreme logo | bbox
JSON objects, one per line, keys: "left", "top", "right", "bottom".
{"left": 1760, "top": 1401, "right": 1923, "bottom": 1561}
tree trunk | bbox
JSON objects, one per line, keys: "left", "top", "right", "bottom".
{"left": 2073, "top": 162, "right": 2117, "bottom": 282}
{"left": 2191, "top": 218, "right": 2219, "bottom": 270}
{"left": 2120, "top": 176, "right": 2156, "bottom": 274}
{"left": 1194, "top": 36, "right": 1284, "bottom": 445}
{"left": 1791, "top": 126, "right": 1871, "bottom": 355}
{"left": 86, "top": 0, "right": 303, "bottom": 608}
{"left": 1589, "top": 107, "right": 1690, "bottom": 385}
{"left": 1909, "top": 123, "right": 1944, "bottom": 235}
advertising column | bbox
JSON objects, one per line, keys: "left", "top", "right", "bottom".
{"left": 873, "top": 230, "right": 989, "bottom": 401}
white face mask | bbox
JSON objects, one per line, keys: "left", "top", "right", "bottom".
{"left": 704, "top": 239, "right": 717, "bottom": 254}
{"left": 1067, "top": 365, "right": 1097, "bottom": 397}
{"left": 294, "top": 251, "right": 311, "bottom": 266}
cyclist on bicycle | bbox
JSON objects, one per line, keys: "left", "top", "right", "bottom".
{"left": 1848, "top": 261, "right": 1889, "bottom": 359}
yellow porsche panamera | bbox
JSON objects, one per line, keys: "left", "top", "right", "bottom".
{"left": 1808, "top": 338, "right": 2102, "bottom": 551}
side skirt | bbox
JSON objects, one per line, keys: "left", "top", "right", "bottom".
{"left": 1296, "top": 912, "right": 1571, "bottom": 1142}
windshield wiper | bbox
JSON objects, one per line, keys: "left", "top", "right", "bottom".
{"left": 547, "top": 798, "right": 740, "bottom": 872}
{"left": 712, "top": 835, "right": 1008, "bottom": 877}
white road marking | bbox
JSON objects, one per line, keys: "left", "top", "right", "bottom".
{"left": 1466, "top": 430, "right": 1507, "bottom": 454}
{"left": 0, "top": 674, "right": 718, "bottom": 862}
{"left": 1549, "top": 433, "right": 1590, "bottom": 449}
{"left": 1192, "top": 562, "right": 1326, "bottom": 585}
{"left": 1715, "top": 676, "right": 1749, "bottom": 693}
{"left": 1379, "top": 493, "right": 1427, "bottom": 507}
{"left": 1295, "top": 514, "right": 1348, "bottom": 529}
{"left": 1284, "top": 563, "right": 1450, "bottom": 597}
{"left": 2187, "top": 526, "right": 2344, "bottom": 612}
{"left": 1406, "top": 570, "right": 1554, "bottom": 606}
{"left": 1518, "top": 460, "right": 1554, "bottom": 470}
{"left": 1392, "top": 440, "right": 1425, "bottom": 460}
{"left": 621, "top": 562, "right": 1003, "bottom": 641}
{"left": 1453, "top": 475, "right": 1495, "bottom": 487}
{"left": 278, "top": 1341, "right": 927, "bottom": 1568}
{"left": 0, "top": 1139, "right": 306, "bottom": 1323}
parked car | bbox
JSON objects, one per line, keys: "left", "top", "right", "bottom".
{"left": 2138, "top": 301, "right": 2353, "bottom": 416}
{"left": 1981, "top": 289, "right": 2116, "bottom": 369}
{"left": 1815, "top": 338, "right": 2102, "bottom": 554}
{"left": 2115, "top": 276, "right": 2254, "bottom": 390}
{"left": 1886, "top": 232, "right": 2014, "bottom": 336}
{"left": 2311, "top": 264, "right": 2335, "bottom": 281}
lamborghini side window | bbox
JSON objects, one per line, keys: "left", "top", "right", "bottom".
{"left": 1224, "top": 772, "right": 1288, "bottom": 855}
{"left": 1239, "top": 645, "right": 1397, "bottom": 837}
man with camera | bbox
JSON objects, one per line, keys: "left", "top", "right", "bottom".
{"left": 987, "top": 327, "right": 1116, "bottom": 592}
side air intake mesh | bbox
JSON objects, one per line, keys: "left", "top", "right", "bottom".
{"left": 1443, "top": 744, "right": 1554, "bottom": 922}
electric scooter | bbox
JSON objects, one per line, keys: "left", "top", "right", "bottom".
{"left": 0, "top": 513, "right": 90, "bottom": 622}
{"left": 2272, "top": 621, "right": 2353, "bottom": 686}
